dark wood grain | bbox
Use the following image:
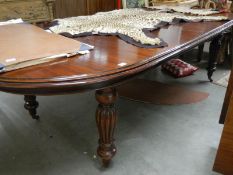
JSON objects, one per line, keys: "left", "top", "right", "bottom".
{"left": 87, "top": 0, "right": 116, "bottom": 15}
{"left": 86, "top": 0, "right": 100, "bottom": 15}
{"left": 219, "top": 63, "right": 233, "bottom": 124}
{"left": 0, "top": 17, "right": 232, "bottom": 95}
{"left": 86, "top": 0, "right": 116, "bottom": 15}
{"left": 55, "top": 0, "right": 87, "bottom": 18}
{"left": 99, "top": 0, "right": 116, "bottom": 12}
{"left": 213, "top": 69, "right": 233, "bottom": 174}
{"left": 55, "top": 0, "right": 116, "bottom": 18}
{"left": 218, "top": 28, "right": 233, "bottom": 124}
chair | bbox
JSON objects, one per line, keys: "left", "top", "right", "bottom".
{"left": 122, "top": 0, "right": 149, "bottom": 8}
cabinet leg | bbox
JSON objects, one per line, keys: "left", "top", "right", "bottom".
{"left": 95, "top": 88, "right": 118, "bottom": 167}
{"left": 24, "top": 95, "right": 39, "bottom": 120}
{"left": 229, "top": 28, "right": 233, "bottom": 66}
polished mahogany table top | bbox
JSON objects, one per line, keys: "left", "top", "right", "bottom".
{"left": 0, "top": 14, "right": 233, "bottom": 95}
{"left": 1, "top": 12, "right": 233, "bottom": 168}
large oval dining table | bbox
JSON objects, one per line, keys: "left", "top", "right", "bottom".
{"left": 0, "top": 13, "right": 233, "bottom": 167}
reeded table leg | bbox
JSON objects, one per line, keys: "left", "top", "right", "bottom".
{"left": 95, "top": 88, "right": 117, "bottom": 167}
{"left": 24, "top": 95, "right": 39, "bottom": 120}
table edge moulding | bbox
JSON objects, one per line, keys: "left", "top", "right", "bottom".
{"left": 0, "top": 10, "right": 233, "bottom": 167}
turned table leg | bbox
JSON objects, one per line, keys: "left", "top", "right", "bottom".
{"left": 24, "top": 95, "right": 39, "bottom": 120}
{"left": 207, "top": 31, "right": 232, "bottom": 82}
{"left": 207, "top": 36, "right": 221, "bottom": 82}
{"left": 95, "top": 88, "right": 117, "bottom": 167}
{"left": 197, "top": 43, "right": 205, "bottom": 62}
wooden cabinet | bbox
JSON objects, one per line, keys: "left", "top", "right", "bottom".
{"left": 213, "top": 69, "right": 233, "bottom": 174}
{"left": 0, "top": 0, "right": 116, "bottom": 22}
{"left": 0, "top": 0, "right": 55, "bottom": 23}
{"left": 54, "top": 0, "right": 86, "bottom": 18}
{"left": 55, "top": 0, "right": 116, "bottom": 18}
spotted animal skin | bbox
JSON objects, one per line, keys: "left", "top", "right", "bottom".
{"left": 50, "top": 8, "right": 227, "bottom": 46}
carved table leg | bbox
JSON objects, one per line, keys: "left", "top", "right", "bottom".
{"left": 95, "top": 88, "right": 117, "bottom": 167}
{"left": 207, "top": 36, "right": 222, "bottom": 82}
{"left": 197, "top": 43, "right": 205, "bottom": 62}
{"left": 24, "top": 95, "right": 39, "bottom": 120}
